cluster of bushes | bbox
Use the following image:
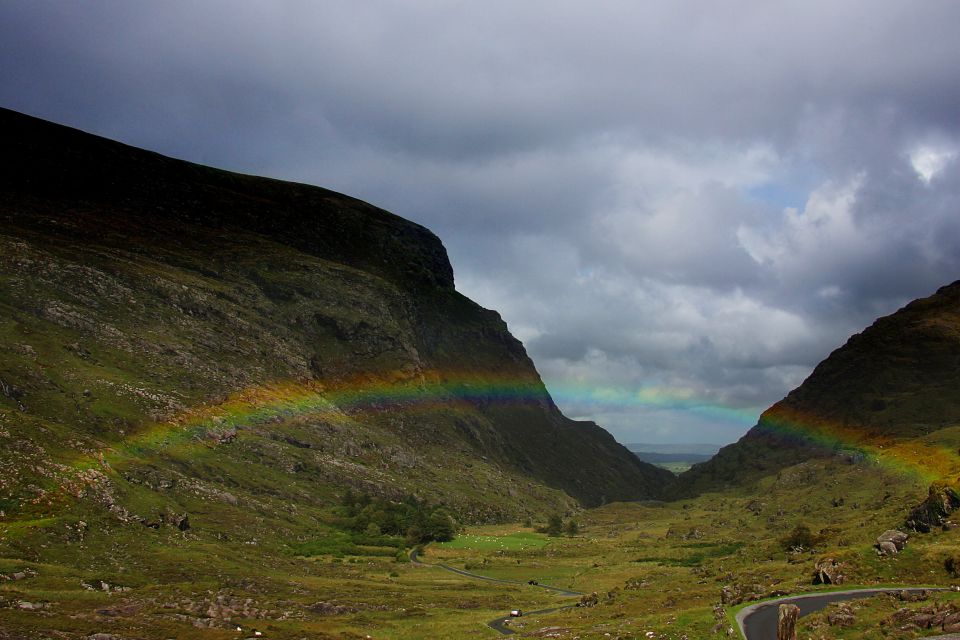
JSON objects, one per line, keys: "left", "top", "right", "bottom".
{"left": 291, "top": 530, "right": 403, "bottom": 558}
{"left": 339, "top": 491, "right": 457, "bottom": 544}
{"left": 538, "top": 514, "right": 579, "bottom": 537}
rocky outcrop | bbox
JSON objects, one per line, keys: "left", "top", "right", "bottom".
{"left": 886, "top": 601, "right": 960, "bottom": 634}
{"left": 813, "top": 558, "right": 845, "bottom": 584}
{"left": 906, "top": 483, "right": 960, "bottom": 533}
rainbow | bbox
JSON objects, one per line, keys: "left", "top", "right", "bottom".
{"left": 65, "top": 370, "right": 958, "bottom": 492}
{"left": 754, "top": 402, "right": 960, "bottom": 482}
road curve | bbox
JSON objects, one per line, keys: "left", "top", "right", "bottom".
{"left": 737, "top": 587, "right": 949, "bottom": 640}
{"left": 410, "top": 546, "right": 583, "bottom": 634}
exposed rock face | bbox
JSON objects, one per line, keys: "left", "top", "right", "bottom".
{"left": 906, "top": 483, "right": 960, "bottom": 532}
{"left": 0, "top": 107, "right": 673, "bottom": 515}
{"left": 676, "top": 280, "right": 960, "bottom": 496}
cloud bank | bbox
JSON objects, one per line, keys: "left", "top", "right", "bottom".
{"left": 3, "top": 1, "right": 959, "bottom": 444}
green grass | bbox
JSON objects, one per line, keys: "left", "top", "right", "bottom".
{"left": 435, "top": 531, "right": 550, "bottom": 551}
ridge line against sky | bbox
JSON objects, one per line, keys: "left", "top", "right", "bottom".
{"left": 2, "top": 1, "right": 959, "bottom": 445}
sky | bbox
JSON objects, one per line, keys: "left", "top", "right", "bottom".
{"left": 2, "top": 1, "right": 959, "bottom": 446}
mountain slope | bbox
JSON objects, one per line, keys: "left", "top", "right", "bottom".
{"left": 677, "top": 281, "right": 960, "bottom": 495}
{"left": 0, "top": 106, "right": 672, "bottom": 533}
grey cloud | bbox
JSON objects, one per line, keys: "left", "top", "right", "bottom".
{"left": 2, "top": 1, "right": 959, "bottom": 444}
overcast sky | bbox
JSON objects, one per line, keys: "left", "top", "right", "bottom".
{"left": 3, "top": 1, "right": 959, "bottom": 446}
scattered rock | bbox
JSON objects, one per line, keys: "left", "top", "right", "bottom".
{"left": 577, "top": 592, "right": 599, "bottom": 607}
{"left": 308, "top": 601, "right": 361, "bottom": 615}
{"left": 164, "top": 511, "right": 190, "bottom": 531}
{"left": 720, "top": 583, "right": 766, "bottom": 606}
{"left": 884, "top": 601, "right": 960, "bottom": 634}
{"left": 96, "top": 604, "right": 141, "bottom": 617}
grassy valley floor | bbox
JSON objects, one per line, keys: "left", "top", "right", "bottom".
{"left": 4, "top": 450, "right": 960, "bottom": 639}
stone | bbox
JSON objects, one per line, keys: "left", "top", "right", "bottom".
{"left": 778, "top": 603, "right": 799, "bottom": 640}
{"left": 813, "top": 558, "right": 845, "bottom": 584}
{"left": 878, "top": 540, "right": 899, "bottom": 555}
{"left": 877, "top": 529, "right": 909, "bottom": 551}
{"left": 827, "top": 603, "right": 855, "bottom": 627}
{"left": 911, "top": 612, "right": 934, "bottom": 628}
{"left": 577, "top": 592, "right": 599, "bottom": 607}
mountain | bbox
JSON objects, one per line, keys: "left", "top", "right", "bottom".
{"left": 0, "top": 106, "right": 673, "bottom": 539}
{"left": 677, "top": 281, "right": 960, "bottom": 495}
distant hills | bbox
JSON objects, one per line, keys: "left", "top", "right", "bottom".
{"left": 676, "top": 280, "right": 960, "bottom": 496}
{"left": 626, "top": 443, "right": 721, "bottom": 457}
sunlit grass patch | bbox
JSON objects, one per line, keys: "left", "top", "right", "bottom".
{"left": 435, "top": 531, "right": 550, "bottom": 551}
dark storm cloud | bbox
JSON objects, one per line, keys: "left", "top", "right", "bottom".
{"left": 3, "top": 1, "right": 959, "bottom": 444}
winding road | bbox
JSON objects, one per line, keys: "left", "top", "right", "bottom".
{"left": 412, "top": 548, "right": 955, "bottom": 637}
{"left": 409, "top": 547, "right": 583, "bottom": 634}
{"left": 737, "top": 587, "right": 952, "bottom": 640}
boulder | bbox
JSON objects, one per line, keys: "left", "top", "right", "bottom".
{"left": 878, "top": 540, "right": 899, "bottom": 556}
{"left": 778, "top": 603, "right": 799, "bottom": 640}
{"left": 876, "top": 529, "right": 908, "bottom": 554}
{"left": 813, "top": 558, "right": 845, "bottom": 585}
{"left": 827, "top": 611, "right": 856, "bottom": 627}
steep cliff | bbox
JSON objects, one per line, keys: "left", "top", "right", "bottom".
{"left": 0, "top": 107, "right": 671, "bottom": 531}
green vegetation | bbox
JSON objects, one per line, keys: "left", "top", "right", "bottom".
{"left": 339, "top": 491, "right": 457, "bottom": 543}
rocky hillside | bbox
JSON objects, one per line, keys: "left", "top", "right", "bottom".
{"left": 677, "top": 281, "right": 960, "bottom": 495}
{"left": 0, "top": 106, "right": 672, "bottom": 541}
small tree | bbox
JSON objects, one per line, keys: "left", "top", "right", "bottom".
{"left": 782, "top": 523, "right": 818, "bottom": 551}
{"left": 564, "top": 519, "right": 579, "bottom": 536}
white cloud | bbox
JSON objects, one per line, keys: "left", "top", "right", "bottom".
{"left": 910, "top": 146, "right": 957, "bottom": 183}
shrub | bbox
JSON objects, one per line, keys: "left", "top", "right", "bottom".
{"left": 782, "top": 523, "right": 819, "bottom": 551}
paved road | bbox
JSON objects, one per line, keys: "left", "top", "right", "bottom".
{"left": 410, "top": 546, "right": 582, "bottom": 635}
{"left": 737, "top": 587, "right": 948, "bottom": 640}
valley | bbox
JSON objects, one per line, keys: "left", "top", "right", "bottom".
{"left": 3, "top": 109, "right": 960, "bottom": 639}
{"left": 5, "top": 452, "right": 960, "bottom": 638}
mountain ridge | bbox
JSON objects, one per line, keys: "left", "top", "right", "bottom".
{"left": 676, "top": 280, "right": 960, "bottom": 496}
